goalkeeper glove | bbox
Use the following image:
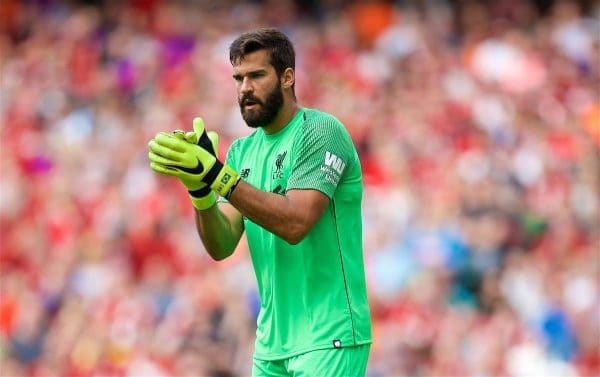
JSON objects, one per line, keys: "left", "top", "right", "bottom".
{"left": 148, "top": 118, "right": 240, "bottom": 205}
{"left": 151, "top": 118, "right": 219, "bottom": 210}
{"left": 170, "top": 125, "right": 220, "bottom": 210}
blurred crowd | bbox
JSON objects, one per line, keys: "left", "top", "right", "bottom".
{"left": 1, "top": 0, "right": 599, "bottom": 376}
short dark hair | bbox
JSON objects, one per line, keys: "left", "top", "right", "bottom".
{"left": 229, "top": 28, "right": 295, "bottom": 78}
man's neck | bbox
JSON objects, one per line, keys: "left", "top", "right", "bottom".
{"left": 262, "top": 100, "right": 300, "bottom": 135}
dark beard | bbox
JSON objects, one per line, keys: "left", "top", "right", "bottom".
{"left": 239, "top": 82, "right": 284, "bottom": 129}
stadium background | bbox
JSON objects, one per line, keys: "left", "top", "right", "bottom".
{"left": 1, "top": 0, "right": 598, "bottom": 376}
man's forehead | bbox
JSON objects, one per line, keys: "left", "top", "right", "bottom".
{"left": 232, "top": 50, "right": 273, "bottom": 73}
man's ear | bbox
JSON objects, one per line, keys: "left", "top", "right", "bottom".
{"left": 281, "top": 67, "right": 295, "bottom": 89}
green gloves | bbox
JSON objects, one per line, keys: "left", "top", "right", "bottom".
{"left": 148, "top": 118, "right": 240, "bottom": 209}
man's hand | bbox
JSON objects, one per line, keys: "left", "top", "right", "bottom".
{"left": 150, "top": 118, "right": 220, "bottom": 209}
{"left": 148, "top": 118, "right": 240, "bottom": 204}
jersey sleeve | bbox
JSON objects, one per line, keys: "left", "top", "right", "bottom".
{"left": 287, "top": 115, "right": 355, "bottom": 198}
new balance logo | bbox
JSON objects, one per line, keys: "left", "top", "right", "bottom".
{"left": 324, "top": 151, "right": 346, "bottom": 174}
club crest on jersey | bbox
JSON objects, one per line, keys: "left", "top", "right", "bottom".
{"left": 272, "top": 151, "right": 287, "bottom": 179}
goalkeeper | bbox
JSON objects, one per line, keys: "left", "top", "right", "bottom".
{"left": 148, "top": 28, "right": 372, "bottom": 377}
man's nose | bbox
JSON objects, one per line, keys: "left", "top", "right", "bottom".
{"left": 240, "top": 77, "right": 253, "bottom": 94}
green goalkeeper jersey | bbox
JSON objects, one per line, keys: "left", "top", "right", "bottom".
{"left": 223, "top": 108, "right": 372, "bottom": 360}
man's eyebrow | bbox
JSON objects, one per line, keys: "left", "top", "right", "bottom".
{"left": 232, "top": 69, "right": 268, "bottom": 79}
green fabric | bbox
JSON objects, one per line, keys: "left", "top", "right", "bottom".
{"left": 252, "top": 344, "right": 371, "bottom": 376}
{"left": 223, "top": 108, "right": 372, "bottom": 360}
